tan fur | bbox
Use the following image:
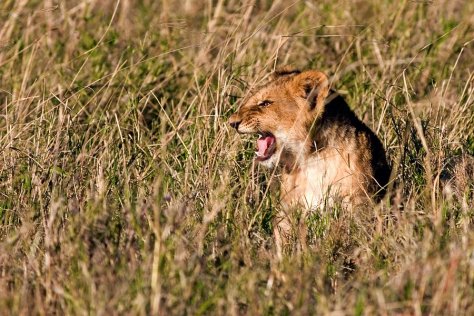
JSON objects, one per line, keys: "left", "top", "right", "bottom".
{"left": 229, "top": 69, "right": 390, "bottom": 253}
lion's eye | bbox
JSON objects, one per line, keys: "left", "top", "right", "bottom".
{"left": 258, "top": 100, "right": 273, "bottom": 107}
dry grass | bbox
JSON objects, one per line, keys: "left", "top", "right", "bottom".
{"left": 1, "top": 0, "right": 474, "bottom": 314}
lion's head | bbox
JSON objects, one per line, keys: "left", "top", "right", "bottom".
{"left": 228, "top": 69, "right": 329, "bottom": 168}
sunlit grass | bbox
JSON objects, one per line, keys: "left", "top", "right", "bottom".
{"left": 0, "top": 0, "right": 473, "bottom": 314}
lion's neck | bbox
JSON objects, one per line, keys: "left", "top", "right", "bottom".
{"left": 279, "top": 93, "right": 361, "bottom": 209}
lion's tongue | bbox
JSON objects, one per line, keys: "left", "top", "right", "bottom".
{"left": 257, "top": 136, "right": 274, "bottom": 156}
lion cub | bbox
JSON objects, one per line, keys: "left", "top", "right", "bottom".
{"left": 229, "top": 69, "right": 390, "bottom": 248}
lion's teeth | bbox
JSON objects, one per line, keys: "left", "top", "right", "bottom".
{"left": 255, "top": 151, "right": 262, "bottom": 157}
{"left": 258, "top": 134, "right": 262, "bottom": 139}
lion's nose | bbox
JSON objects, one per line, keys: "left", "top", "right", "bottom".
{"left": 229, "top": 120, "right": 240, "bottom": 130}
{"left": 228, "top": 116, "right": 241, "bottom": 130}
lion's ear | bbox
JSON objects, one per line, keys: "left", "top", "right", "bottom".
{"left": 290, "top": 70, "right": 329, "bottom": 110}
{"left": 271, "top": 66, "right": 301, "bottom": 80}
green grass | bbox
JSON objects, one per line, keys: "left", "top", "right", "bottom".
{"left": 1, "top": 0, "right": 474, "bottom": 314}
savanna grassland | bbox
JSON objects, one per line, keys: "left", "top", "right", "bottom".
{"left": 1, "top": 0, "right": 474, "bottom": 314}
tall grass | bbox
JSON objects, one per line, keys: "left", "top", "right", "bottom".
{"left": 1, "top": 0, "right": 473, "bottom": 314}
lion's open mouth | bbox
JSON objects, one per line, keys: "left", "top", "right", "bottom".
{"left": 255, "top": 132, "right": 276, "bottom": 161}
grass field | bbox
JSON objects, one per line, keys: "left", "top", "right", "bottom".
{"left": 1, "top": 0, "right": 474, "bottom": 314}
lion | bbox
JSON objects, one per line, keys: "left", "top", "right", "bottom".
{"left": 228, "top": 68, "right": 391, "bottom": 254}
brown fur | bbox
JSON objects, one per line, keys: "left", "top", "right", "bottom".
{"left": 229, "top": 69, "right": 390, "bottom": 253}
